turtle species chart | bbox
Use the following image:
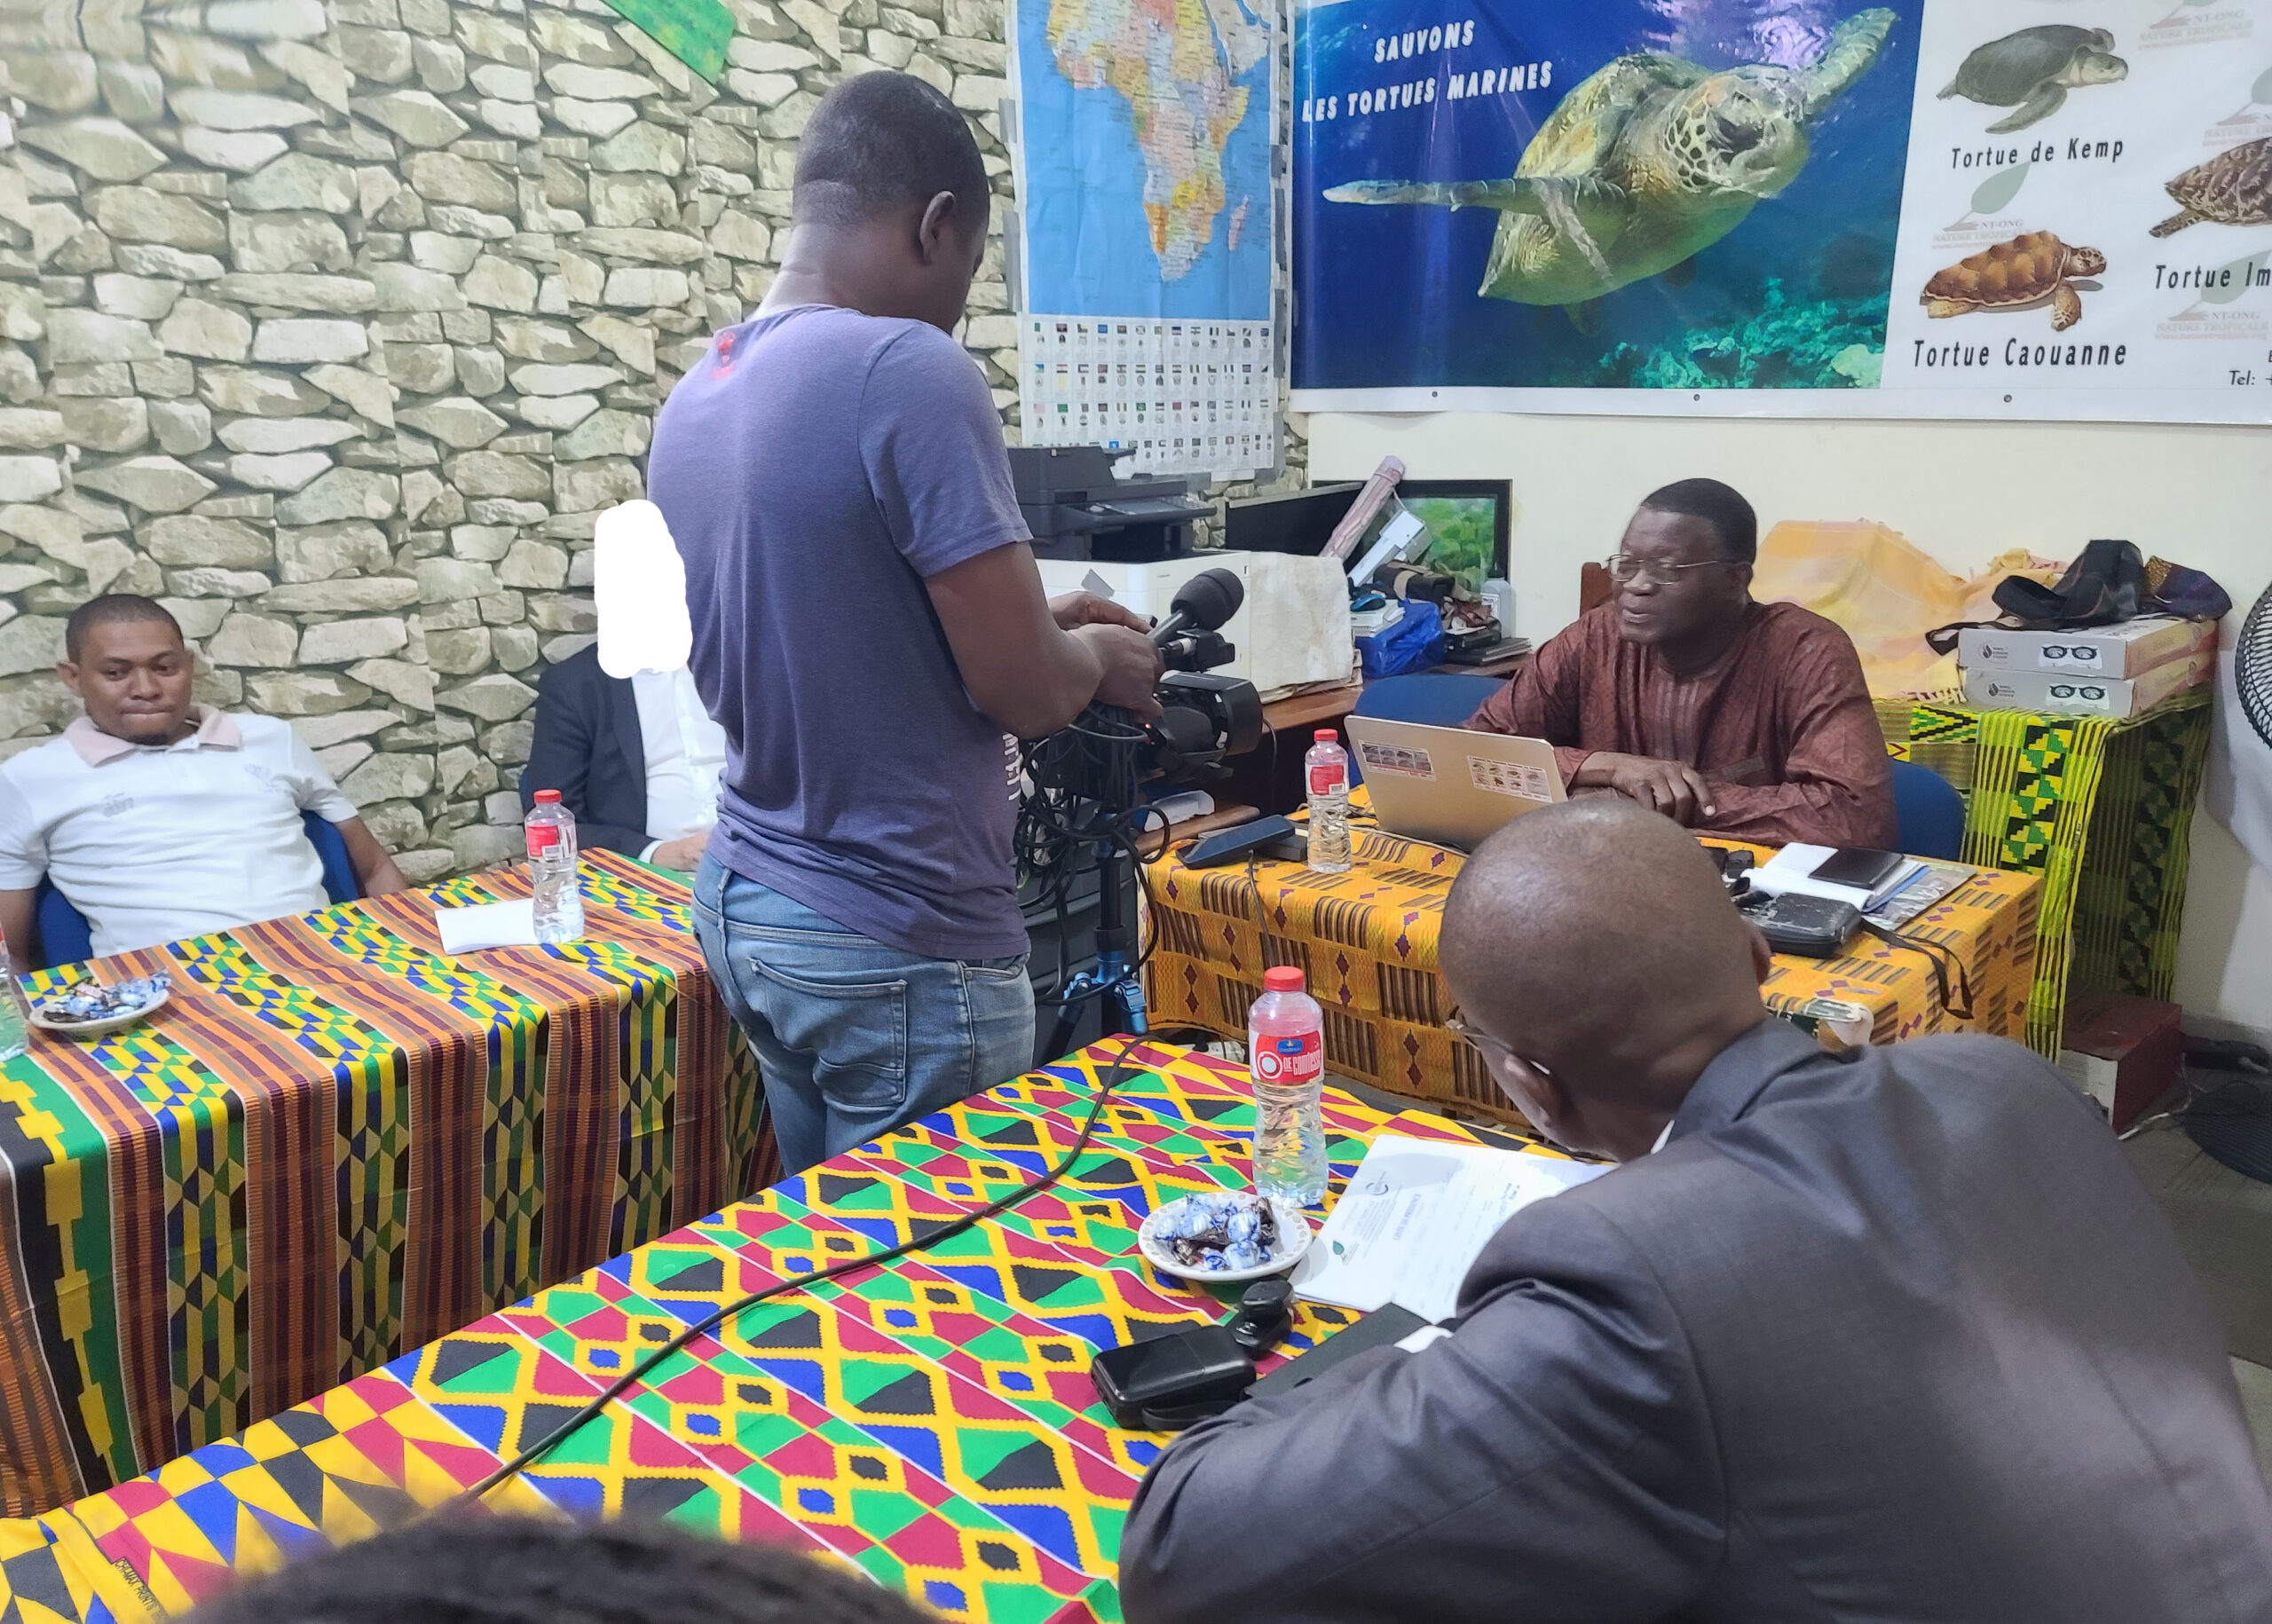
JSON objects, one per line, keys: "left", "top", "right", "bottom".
{"left": 1290, "top": 0, "right": 2272, "bottom": 424}
{"left": 1880, "top": 2, "right": 2272, "bottom": 420}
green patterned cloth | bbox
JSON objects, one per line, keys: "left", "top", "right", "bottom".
{"left": 1876, "top": 690, "right": 2212, "bottom": 1055}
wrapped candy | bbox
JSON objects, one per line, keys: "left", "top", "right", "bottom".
{"left": 1159, "top": 1191, "right": 1283, "bottom": 1270}
{"left": 39, "top": 974, "right": 170, "bottom": 1026}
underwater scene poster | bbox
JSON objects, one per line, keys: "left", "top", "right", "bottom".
{"left": 1291, "top": 0, "right": 2272, "bottom": 424}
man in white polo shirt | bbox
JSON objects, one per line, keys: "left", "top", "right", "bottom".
{"left": 0, "top": 595, "right": 410, "bottom": 964}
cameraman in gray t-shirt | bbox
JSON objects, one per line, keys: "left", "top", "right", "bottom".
{"left": 651, "top": 72, "right": 1161, "bottom": 1175}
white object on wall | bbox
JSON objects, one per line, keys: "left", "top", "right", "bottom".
{"left": 594, "top": 500, "right": 692, "bottom": 678}
{"left": 2205, "top": 648, "right": 2272, "bottom": 879}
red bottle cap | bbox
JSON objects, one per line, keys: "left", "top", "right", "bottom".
{"left": 1314, "top": 729, "right": 1336, "bottom": 743}
{"left": 1263, "top": 966, "right": 1306, "bottom": 994}
{"left": 534, "top": 789, "right": 561, "bottom": 803}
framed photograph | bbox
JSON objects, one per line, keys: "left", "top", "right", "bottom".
{"left": 1396, "top": 480, "right": 1511, "bottom": 595}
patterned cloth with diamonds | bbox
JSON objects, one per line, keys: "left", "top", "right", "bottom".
{"left": 0, "top": 850, "right": 772, "bottom": 1519}
{"left": 1147, "top": 816, "right": 2039, "bottom": 1127}
{"left": 0, "top": 1040, "right": 1535, "bottom": 1624}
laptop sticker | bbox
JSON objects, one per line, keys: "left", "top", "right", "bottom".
{"left": 1359, "top": 742, "right": 1435, "bottom": 779}
{"left": 1468, "top": 757, "right": 1554, "bottom": 801}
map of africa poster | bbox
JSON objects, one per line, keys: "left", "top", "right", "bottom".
{"left": 1012, "top": 0, "right": 1282, "bottom": 477}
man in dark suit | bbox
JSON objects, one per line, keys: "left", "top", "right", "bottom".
{"left": 1118, "top": 800, "right": 2272, "bottom": 1624}
{"left": 523, "top": 644, "right": 723, "bottom": 868}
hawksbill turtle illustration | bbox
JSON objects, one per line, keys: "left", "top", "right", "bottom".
{"left": 1938, "top": 26, "right": 2126, "bottom": 134}
{"left": 1322, "top": 8, "right": 1897, "bottom": 318}
{"left": 2150, "top": 135, "right": 2272, "bottom": 238}
{"left": 1921, "top": 232, "right": 2105, "bottom": 332}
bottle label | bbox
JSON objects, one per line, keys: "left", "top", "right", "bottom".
{"left": 1253, "top": 1030, "right": 1323, "bottom": 1088}
{"left": 526, "top": 824, "right": 562, "bottom": 858}
{"left": 1308, "top": 761, "right": 1345, "bottom": 796}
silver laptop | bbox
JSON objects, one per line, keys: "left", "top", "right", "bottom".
{"left": 1343, "top": 716, "right": 1565, "bottom": 853}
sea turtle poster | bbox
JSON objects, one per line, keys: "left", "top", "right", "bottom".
{"left": 1290, "top": 0, "right": 2272, "bottom": 423}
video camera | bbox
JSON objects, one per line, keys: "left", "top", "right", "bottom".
{"left": 1114, "top": 567, "right": 1264, "bottom": 785}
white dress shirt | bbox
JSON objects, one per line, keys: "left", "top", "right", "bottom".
{"left": 0, "top": 709, "right": 358, "bottom": 956}
{"left": 630, "top": 666, "right": 728, "bottom": 862}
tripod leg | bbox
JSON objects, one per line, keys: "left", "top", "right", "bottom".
{"left": 1116, "top": 960, "right": 1149, "bottom": 1037}
{"left": 1043, "top": 971, "right": 1092, "bottom": 1064}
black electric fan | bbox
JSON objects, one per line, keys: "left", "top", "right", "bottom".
{"left": 2182, "top": 580, "right": 2272, "bottom": 1184}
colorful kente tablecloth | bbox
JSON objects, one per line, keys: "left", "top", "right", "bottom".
{"left": 1875, "top": 690, "right": 2213, "bottom": 1057}
{"left": 1146, "top": 825, "right": 2040, "bottom": 1126}
{"left": 0, "top": 1040, "right": 1535, "bottom": 1624}
{"left": 0, "top": 851, "right": 771, "bottom": 1519}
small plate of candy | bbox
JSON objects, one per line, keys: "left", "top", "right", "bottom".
{"left": 1137, "top": 1190, "right": 1312, "bottom": 1283}
{"left": 31, "top": 974, "right": 171, "bottom": 1037}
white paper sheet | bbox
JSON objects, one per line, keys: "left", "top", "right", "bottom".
{"left": 1292, "top": 1135, "right": 1610, "bottom": 1324}
{"left": 436, "top": 899, "right": 538, "bottom": 954}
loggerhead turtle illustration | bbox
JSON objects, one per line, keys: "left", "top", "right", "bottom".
{"left": 1938, "top": 26, "right": 2127, "bottom": 134}
{"left": 2150, "top": 135, "right": 2272, "bottom": 238}
{"left": 1921, "top": 232, "right": 2106, "bottom": 332}
{"left": 1322, "top": 8, "right": 1897, "bottom": 319}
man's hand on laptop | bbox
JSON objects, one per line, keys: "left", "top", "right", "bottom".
{"left": 1574, "top": 753, "right": 1718, "bottom": 825}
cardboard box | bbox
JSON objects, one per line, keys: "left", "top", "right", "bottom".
{"left": 1961, "top": 650, "right": 2212, "bottom": 719}
{"left": 1956, "top": 615, "right": 2216, "bottom": 679}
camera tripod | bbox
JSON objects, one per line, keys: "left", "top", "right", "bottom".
{"left": 1043, "top": 834, "right": 1147, "bottom": 1060}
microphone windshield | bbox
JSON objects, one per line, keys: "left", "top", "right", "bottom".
{"left": 1169, "top": 568, "right": 1243, "bottom": 635}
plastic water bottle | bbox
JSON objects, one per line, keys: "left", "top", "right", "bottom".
{"left": 0, "top": 927, "right": 30, "bottom": 1061}
{"left": 1306, "top": 729, "right": 1351, "bottom": 874}
{"left": 525, "top": 789, "right": 585, "bottom": 944}
{"left": 1249, "top": 966, "right": 1328, "bottom": 1206}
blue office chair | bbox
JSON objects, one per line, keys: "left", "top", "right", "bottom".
{"left": 1345, "top": 674, "right": 1503, "bottom": 785}
{"left": 1889, "top": 760, "right": 1966, "bottom": 862}
{"left": 31, "top": 811, "right": 360, "bottom": 969}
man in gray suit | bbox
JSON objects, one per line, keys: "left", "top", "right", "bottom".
{"left": 1118, "top": 800, "right": 2272, "bottom": 1624}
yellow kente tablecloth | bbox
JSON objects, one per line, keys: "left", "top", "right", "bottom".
{"left": 1145, "top": 824, "right": 2040, "bottom": 1127}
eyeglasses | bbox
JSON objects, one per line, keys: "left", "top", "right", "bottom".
{"left": 1446, "top": 1014, "right": 1549, "bottom": 1077}
{"left": 1605, "top": 554, "right": 1733, "bottom": 587}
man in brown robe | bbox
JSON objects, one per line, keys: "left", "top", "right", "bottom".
{"left": 1469, "top": 479, "right": 1896, "bottom": 848}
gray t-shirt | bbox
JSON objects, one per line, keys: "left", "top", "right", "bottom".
{"left": 650, "top": 304, "right": 1030, "bottom": 960}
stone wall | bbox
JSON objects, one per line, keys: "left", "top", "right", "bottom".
{"left": 0, "top": 0, "right": 1025, "bottom": 880}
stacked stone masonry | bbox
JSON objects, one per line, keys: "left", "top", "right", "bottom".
{"left": 0, "top": 0, "right": 1291, "bottom": 884}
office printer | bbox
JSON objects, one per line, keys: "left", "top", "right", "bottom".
{"left": 1011, "top": 445, "right": 1211, "bottom": 563}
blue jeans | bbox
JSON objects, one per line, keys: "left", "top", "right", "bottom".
{"left": 691, "top": 857, "right": 1035, "bottom": 1176}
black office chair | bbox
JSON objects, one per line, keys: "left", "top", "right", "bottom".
{"left": 31, "top": 812, "right": 361, "bottom": 968}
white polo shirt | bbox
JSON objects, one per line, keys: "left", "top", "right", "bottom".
{"left": 629, "top": 666, "right": 727, "bottom": 858}
{"left": 0, "top": 709, "right": 359, "bottom": 957}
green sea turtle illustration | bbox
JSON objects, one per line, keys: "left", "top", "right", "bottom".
{"left": 1322, "top": 8, "right": 1897, "bottom": 317}
{"left": 1938, "top": 26, "right": 2127, "bottom": 133}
